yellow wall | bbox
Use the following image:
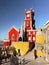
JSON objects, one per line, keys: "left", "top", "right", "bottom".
{"left": 36, "top": 49, "right": 45, "bottom": 57}
{"left": 36, "top": 34, "right": 45, "bottom": 57}
{"left": 36, "top": 29, "right": 45, "bottom": 57}
{"left": 36, "top": 34, "right": 44, "bottom": 46}
{"left": 12, "top": 42, "right": 29, "bottom": 56}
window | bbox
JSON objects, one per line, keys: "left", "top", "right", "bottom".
{"left": 12, "top": 34, "right": 15, "bottom": 39}
{"left": 29, "top": 32, "right": 31, "bottom": 35}
{"left": 33, "top": 31, "right": 35, "bottom": 35}
{"left": 27, "top": 14, "right": 30, "bottom": 17}
{"left": 28, "top": 37, "right": 31, "bottom": 40}
{"left": 26, "top": 22, "right": 30, "bottom": 26}
{"left": 33, "top": 37, "right": 35, "bottom": 41}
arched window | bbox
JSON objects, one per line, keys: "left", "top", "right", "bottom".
{"left": 27, "top": 14, "right": 30, "bottom": 17}
{"left": 12, "top": 34, "right": 15, "bottom": 39}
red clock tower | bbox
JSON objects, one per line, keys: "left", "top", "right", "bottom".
{"left": 24, "top": 8, "right": 36, "bottom": 43}
{"left": 24, "top": 8, "right": 35, "bottom": 30}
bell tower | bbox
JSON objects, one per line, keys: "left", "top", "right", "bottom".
{"left": 24, "top": 8, "right": 35, "bottom": 31}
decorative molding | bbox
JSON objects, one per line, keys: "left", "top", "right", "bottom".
{"left": 8, "top": 26, "right": 19, "bottom": 33}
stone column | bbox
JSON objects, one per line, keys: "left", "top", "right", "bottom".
{"left": 45, "top": 30, "right": 48, "bottom": 61}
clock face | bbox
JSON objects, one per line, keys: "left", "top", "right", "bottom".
{"left": 26, "top": 21, "right": 30, "bottom": 27}
{"left": 27, "top": 14, "right": 30, "bottom": 17}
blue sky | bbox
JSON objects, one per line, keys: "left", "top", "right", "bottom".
{"left": 0, "top": 0, "right": 49, "bottom": 40}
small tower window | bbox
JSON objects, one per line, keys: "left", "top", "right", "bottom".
{"left": 33, "top": 31, "right": 35, "bottom": 35}
{"left": 27, "top": 14, "right": 30, "bottom": 17}
{"left": 26, "top": 21, "right": 30, "bottom": 26}
{"left": 12, "top": 34, "right": 15, "bottom": 39}
{"left": 28, "top": 37, "right": 31, "bottom": 40}
{"left": 33, "top": 37, "right": 35, "bottom": 41}
{"left": 29, "top": 32, "right": 31, "bottom": 35}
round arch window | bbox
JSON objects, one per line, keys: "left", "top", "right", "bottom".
{"left": 12, "top": 34, "right": 15, "bottom": 39}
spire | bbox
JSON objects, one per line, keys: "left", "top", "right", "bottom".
{"left": 19, "top": 25, "right": 23, "bottom": 38}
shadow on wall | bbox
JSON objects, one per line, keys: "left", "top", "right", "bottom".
{"left": 29, "top": 42, "right": 35, "bottom": 51}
